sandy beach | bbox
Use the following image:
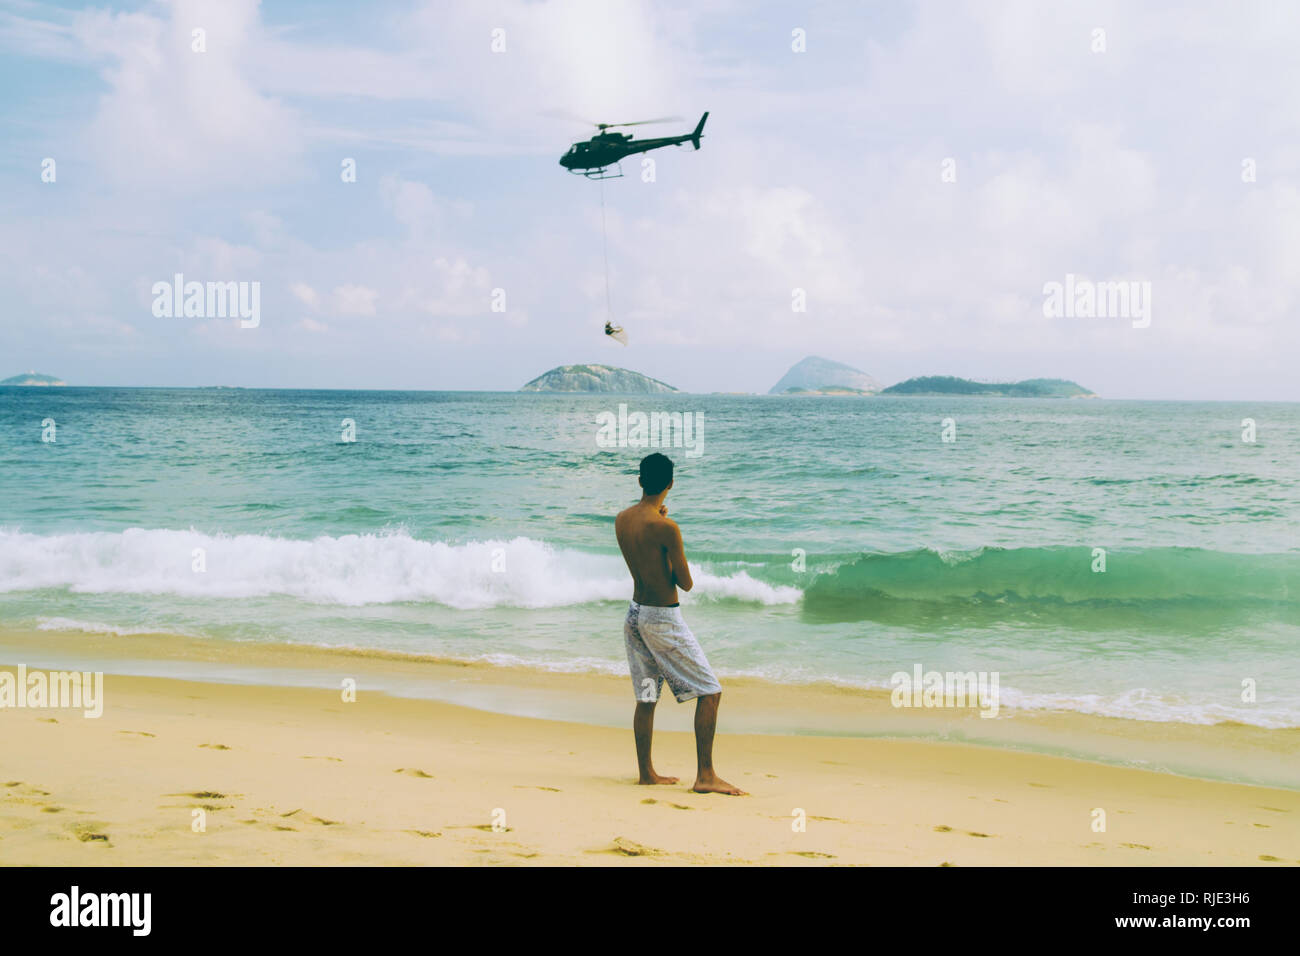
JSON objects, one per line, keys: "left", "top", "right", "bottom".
{"left": 3, "top": 645, "right": 1298, "bottom": 866}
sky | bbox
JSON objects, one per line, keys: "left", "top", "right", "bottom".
{"left": 2, "top": 0, "right": 1299, "bottom": 399}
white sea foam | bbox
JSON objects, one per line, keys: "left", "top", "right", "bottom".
{"left": 715, "top": 667, "right": 1300, "bottom": 729}
{"left": 35, "top": 617, "right": 185, "bottom": 637}
{"left": 994, "top": 685, "right": 1300, "bottom": 730}
{"left": 0, "top": 529, "right": 801, "bottom": 610}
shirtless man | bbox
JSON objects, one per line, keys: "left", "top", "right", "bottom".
{"left": 614, "top": 452, "right": 745, "bottom": 795}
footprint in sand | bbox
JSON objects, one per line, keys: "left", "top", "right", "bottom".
{"left": 38, "top": 718, "right": 57, "bottom": 723}
{"left": 160, "top": 792, "right": 235, "bottom": 811}
{"left": 406, "top": 830, "right": 441, "bottom": 838}
{"left": 512, "top": 785, "right": 560, "bottom": 792}
{"left": 1259, "top": 854, "right": 1282, "bottom": 861}
{"left": 639, "top": 797, "right": 692, "bottom": 809}
{"left": 69, "top": 823, "right": 111, "bottom": 845}
{"left": 244, "top": 811, "right": 335, "bottom": 828}
{"left": 3, "top": 785, "right": 51, "bottom": 801}
{"left": 934, "top": 825, "right": 953, "bottom": 832}
{"left": 394, "top": 768, "right": 434, "bottom": 778}
{"left": 607, "top": 837, "right": 661, "bottom": 857}
{"left": 300, "top": 756, "right": 342, "bottom": 762}
{"left": 199, "top": 743, "right": 231, "bottom": 750}
{"left": 1121, "top": 842, "right": 1151, "bottom": 850}
{"left": 966, "top": 831, "right": 992, "bottom": 838}
{"left": 4, "top": 783, "right": 52, "bottom": 801}
{"left": 790, "top": 851, "right": 835, "bottom": 859}
{"left": 118, "top": 730, "right": 155, "bottom": 737}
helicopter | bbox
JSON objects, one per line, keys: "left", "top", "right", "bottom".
{"left": 559, "top": 112, "right": 708, "bottom": 180}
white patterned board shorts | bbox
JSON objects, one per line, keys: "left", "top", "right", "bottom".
{"left": 624, "top": 601, "right": 722, "bottom": 703}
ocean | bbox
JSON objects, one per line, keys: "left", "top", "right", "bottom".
{"left": 2, "top": 387, "right": 1298, "bottom": 730}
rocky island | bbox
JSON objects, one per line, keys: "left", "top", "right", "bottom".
{"left": 768, "top": 356, "right": 880, "bottom": 395}
{"left": 520, "top": 364, "right": 680, "bottom": 393}
{"left": 1, "top": 371, "right": 66, "bottom": 386}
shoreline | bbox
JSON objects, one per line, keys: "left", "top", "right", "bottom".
{"left": 2, "top": 662, "right": 1298, "bottom": 865}
{"left": 3, "top": 626, "right": 1299, "bottom": 793}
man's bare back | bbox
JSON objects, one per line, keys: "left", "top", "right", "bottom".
{"left": 615, "top": 502, "right": 691, "bottom": 607}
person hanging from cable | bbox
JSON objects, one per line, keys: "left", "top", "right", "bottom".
{"left": 605, "top": 320, "right": 628, "bottom": 345}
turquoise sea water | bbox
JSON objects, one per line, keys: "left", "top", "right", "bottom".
{"left": 2, "top": 387, "right": 1298, "bottom": 727}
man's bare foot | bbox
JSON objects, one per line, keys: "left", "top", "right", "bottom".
{"left": 692, "top": 772, "right": 747, "bottom": 795}
{"left": 638, "top": 772, "right": 680, "bottom": 785}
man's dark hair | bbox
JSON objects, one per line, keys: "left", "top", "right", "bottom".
{"left": 639, "top": 453, "right": 674, "bottom": 495}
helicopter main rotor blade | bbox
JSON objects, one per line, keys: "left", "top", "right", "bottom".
{"left": 546, "top": 110, "right": 687, "bottom": 130}
{"left": 598, "top": 116, "right": 685, "bottom": 129}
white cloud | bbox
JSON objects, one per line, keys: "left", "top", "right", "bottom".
{"left": 332, "top": 284, "right": 379, "bottom": 316}
{"left": 290, "top": 282, "right": 320, "bottom": 308}
{"left": 380, "top": 175, "right": 452, "bottom": 238}
{"left": 74, "top": 0, "right": 303, "bottom": 189}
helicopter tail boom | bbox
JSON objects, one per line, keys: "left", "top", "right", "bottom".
{"left": 690, "top": 111, "right": 709, "bottom": 150}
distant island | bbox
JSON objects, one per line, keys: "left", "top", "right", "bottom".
{"left": 1, "top": 371, "right": 65, "bottom": 386}
{"left": 880, "top": 376, "right": 1095, "bottom": 398}
{"left": 764, "top": 357, "right": 1094, "bottom": 398}
{"left": 520, "top": 364, "right": 680, "bottom": 394}
{"left": 769, "top": 356, "right": 880, "bottom": 395}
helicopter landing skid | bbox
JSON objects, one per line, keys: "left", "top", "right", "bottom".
{"left": 574, "top": 162, "right": 624, "bottom": 180}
